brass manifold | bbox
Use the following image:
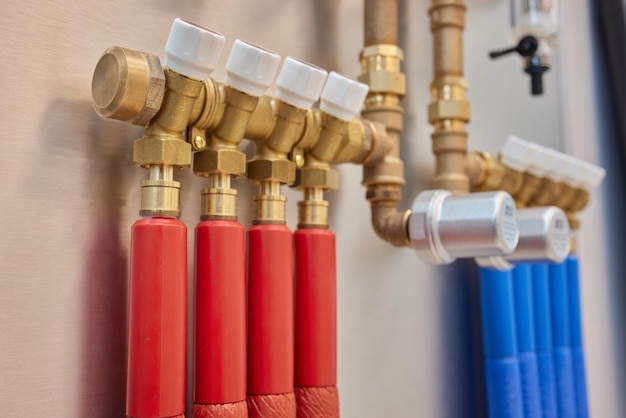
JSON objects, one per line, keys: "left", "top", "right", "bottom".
{"left": 91, "top": 45, "right": 395, "bottom": 225}
{"left": 466, "top": 150, "right": 591, "bottom": 252}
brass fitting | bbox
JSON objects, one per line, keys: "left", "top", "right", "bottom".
{"left": 359, "top": 1, "right": 410, "bottom": 247}
{"left": 294, "top": 112, "right": 346, "bottom": 229}
{"left": 429, "top": 0, "right": 470, "bottom": 195}
{"left": 91, "top": 46, "right": 166, "bottom": 126}
{"left": 513, "top": 172, "right": 543, "bottom": 208}
{"left": 528, "top": 178, "right": 563, "bottom": 207}
{"left": 467, "top": 152, "right": 524, "bottom": 195}
{"left": 248, "top": 99, "right": 305, "bottom": 225}
{"left": 194, "top": 84, "right": 259, "bottom": 220}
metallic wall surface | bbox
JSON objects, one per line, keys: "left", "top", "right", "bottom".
{"left": 0, "top": 0, "right": 618, "bottom": 417}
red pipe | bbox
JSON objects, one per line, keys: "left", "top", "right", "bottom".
{"left": 294, "top": 228, "right": 338, "bottom": 418}
{"left": 127, "top": 218, "right": 187, "bottom": 418}
{"left": 247, "top": 224, "right": 296, "bottom": 418}
{"left": 193, "top": 220, "right": 247, "bottom": 416}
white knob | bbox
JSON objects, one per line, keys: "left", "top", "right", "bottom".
{"left": 276, "top": 57, "right": 328, "bottom": 109}
{"left": 500, "top": 135, "right": 536, "bottom": 172}
{"left": 225, "top": 39, "right": 281, "bottom": 97}
{"left": 526, "top": 143, "right": 556, "bottom": 178}
{"left": 561, "top": 155, "right": 584, "bottom": 188}
{"left": 320, "top": 72, "right": 369, "bottom": 121}
{"left": 165, "top": 18, "right": 225, "bottom": 80}
{"left": 543, "top": 148, "right": 569, "bottom": 182}
{"left": 577, "top": 160, "right": 606, "bottom": 191}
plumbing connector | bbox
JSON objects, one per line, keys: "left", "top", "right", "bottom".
{"left": 295, "top": 72, "right": 368, "bottom": 228}
{"left": 560, "top": 157, "right": 606, "bottom": 232}
{"left": 513, "top": 140, "right": 552, "bottom": 207}
{"left": 248, "top": 57, "right": 328, "bottom": 225}
{"left": 409, "top": 189, "right": 519, "bottom": 265}
{"left": 528, "top": 147, "right": 569, "bottom": 207}
{"left": 91, "top": 18, "right": 225, "bottom": 218}
{"left": 476, "top": 206, "right": 570, "bottom": 271}
{"left": 194, "top": 39, "right": 280, "bottom": 220}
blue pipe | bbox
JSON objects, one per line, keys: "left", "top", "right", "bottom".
{"left": 548, "top": 262, "right": 576, "bottom": 418}
{"left": 512, "top": 265, "right": 542, "bottom": 418}
{"left": 530, "top": 265, "right": 558, "bottom": 418}
{"left": 480, "top": 266, "right": 524, "bottom": 418}
{"left": 566, "top": 255, "right": 589, "bottom": 418}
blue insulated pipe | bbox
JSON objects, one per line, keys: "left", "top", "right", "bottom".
{"left": 480, "top": 266, "right": 524, "bottom": 418}
{"left": 548, "top": 262, "right": 576, "bottom": 417}
{"left": 566, "top": 255, "right": 589, "bottom": 418}
{"left": 530, "top": 265, "right": 558, "bottom": 418}
{"left": 512, "top": 265, "right": 542, "bottom": 418}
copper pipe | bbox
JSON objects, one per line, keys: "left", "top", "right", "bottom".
{"left": 364, "top": 0, "right": 398, "bottom": 46}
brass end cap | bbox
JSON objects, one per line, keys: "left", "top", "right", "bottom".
{"left": 297, "top": 199, "right": 329, "bottom": 229}
{"left": 92, "top": 46, "right": 165, "bottom": 125}
{"left": 253, "top": 194, "right": 288, "bottom": 225}
{"left": 247, "top": 158, "right": 296, "bottom": 184}
{"left": 193, "top": 148, "right": 246, "bottom": 176}
{"left": 133, "top": 137, "right": 191, "bottom": 167}
{"left": 200, "top": 187, "right": 238, "bottom": 221}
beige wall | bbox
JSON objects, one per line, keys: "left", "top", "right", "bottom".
{"left": 0, "top": 0, "right": 618, "bottom": 417}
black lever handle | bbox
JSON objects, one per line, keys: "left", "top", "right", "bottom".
{"left": 489, "top": 35, "right": 539, "bottom": 59}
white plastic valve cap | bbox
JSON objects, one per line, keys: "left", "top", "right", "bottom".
{"left": 165, "top": 18, "right": 225, "bottom": 80}
{"left": 500, "top": 135, "right": 536, "bottom": 172}
{"left": 543, "top": 148, "right": 569, "bottom": 182}
{"left": 225, "top": 39, "right": 281, "bottom": 97}
{"left": 527, "top": 143, "right": 556, "bottom": 177}
{"left": 320, "top": 71, "right": 369, "bottom": 121}
{"left": 276, "top": 57, "right": 328, "bottom": 109}
{"left": 562, "top": 155, "right": 584, "bottom": 188}
{"left": 578, "top": 160, "right": 606, "bottom": 191}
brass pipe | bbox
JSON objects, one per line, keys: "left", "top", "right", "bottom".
{"left": 428, "top": 0, "right": 470, "bottom": 195}
{"left": 365, "top": 0, "right": 398, "bottom": 46}
{"left": 358, "top": 0, "right": 410, "bottom": 247}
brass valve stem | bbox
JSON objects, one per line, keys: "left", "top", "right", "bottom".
{"left": 428, "top": 0, "right": 471, "bottom": 195}
{"left": 298, "top": 187, "right": 329, "bottom": 229}
{"left": 194, "top": 85, "right": 257, "bottom": 220}
{"left": 201, "top": 173, "right": 237, "bottom": 221}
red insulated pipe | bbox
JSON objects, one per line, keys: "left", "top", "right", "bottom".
{"left": 193, "top": 220, "right": 247, "bottom": 417}
{"left": 294, "top": 229, "right": 339, "bottom": 418}
{"left": 247, "top": 224, "right": 296, "bottom": 418}
{"left": 127, "top": 218, "right": 187, "bottom": 418}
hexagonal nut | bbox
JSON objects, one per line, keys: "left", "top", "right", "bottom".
{"left": 133, "top": 137, "right": 191, "bottom": 167}
{"left": 247, "top": 159, "right": 296, "bottom": 183}
{"left": 428, "top": 99, "right": 470, "bottom": 123}
{"left": 193, "top": 148, "right": 246, "bottom": 176}
{"left": 299, "top": 167, "right": 339, "bottom": 190}
{"left": 358, "top": 70, "right": 406, "bottom": 96}
{"left": 92, "top": 46, "right": 165, "bottom": 126}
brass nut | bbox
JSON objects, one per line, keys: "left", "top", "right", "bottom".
{"left": 193, "top": 148, "right": 246, "bottom": 176}
{"left": 360, "top": 44, "right": 404, "bottom": 60}
{"left": 247, "top": 159, "right": 296, "bottom": 184}
{"left": 298, "top": 167, "right": 339, "bottom": 190}
{"left": 358, "top": 71, "right": 406, "bottom": 95}
{"left": 428, "top": 99, "right": 470, "bottom": 123}
{"left": 133, "top": 137, "right": 191, "bottom": 167}
{"left": 92, "top": 46, "right": 165, "bottom": 125}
